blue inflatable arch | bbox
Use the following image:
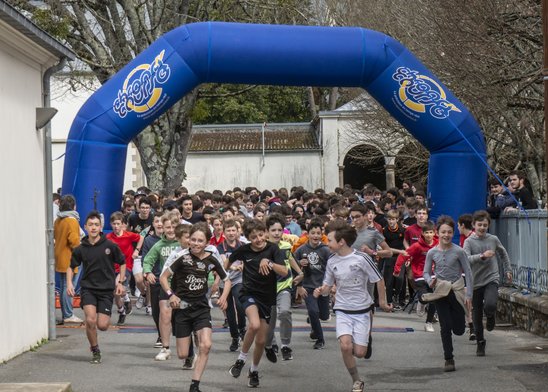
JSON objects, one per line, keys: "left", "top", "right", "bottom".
{"left": 62, "top": 22, "right": 486, "bottom": 226}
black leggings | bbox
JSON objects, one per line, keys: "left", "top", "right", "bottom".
{"left": 472, "top": 282, "right": 498, "bottom": 341}
{"left": 434, "top": 291, "right": 465, "bottom": 360}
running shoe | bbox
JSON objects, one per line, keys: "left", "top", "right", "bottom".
{"left": 63, "top": 315, "right": 83, "bottom": 324}
{"left": 248, "top": 369, "right": 260, "bottom": 388}
{"left": 90, "top": 351, "right": 101, "bottom": 364}
{"left": 135, "top": 294, "right": 146, "bottom": 310}
{"left": 155, "top": 347, "right": 171, "bottom": 361}
{"left": 145, "top": 305, "right": 152, "bottom": 315}
{"left": 154, "top": 337, "right": 163, "bottom": 348}
{"left": 271, "top": 344, "right": 279, "bottom": 354}
{"left": 476, "top": 340, "right": 486, "bottom": 357}
{"left": 309, "top": 330, "right": 318, "bottom": 341}
{"left": 469, "top": 323, "right": 476, "bottom": 341}
{"left": 229, "top": 359, "right": 245, "bottom": 378}
{"left": 229, "top": 337, "right": 240, "bottom": 352}
{"left": 117, "top": 312, "right": 126, "bottom": 326}
{"left": 124, "top": 300, "right": 132, "bottom": 315}
{"left": 264, "top": 347, "right": 277, "bottom": 363}
{"left": 444, "top": 359, "right": 456, "bottom": 372}
{"left": 281, "top": 346, "right": 293, "bottom": 361}
{"left": 182, "top": 354, "right": 197, "bottom": 370}
{"left": 222, "top": 318, "right": 229, "bottom": 328}
{"left": 352, "top": 380, "right": 364, "bottom": 392}
{"left": 189, "top": 384, "right": 202, "bottom": 392}
{"left": 424, "top": 322, "right": 435, "bottom": 332}
{"left": 313, "top": 340, "right": 325, "bottom": 350}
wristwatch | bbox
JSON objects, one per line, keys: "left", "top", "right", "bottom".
{"left": 268, "top": 261, "right": 274, "bottom": 269}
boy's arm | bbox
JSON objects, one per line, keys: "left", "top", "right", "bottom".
{"left": 143, "top": 243, "right": 160, "bottom": 275}
{"left": 66, "top": 249, "right": 81, "bottom": 296}
{"left": 495, "top": 238, "right": 513, "bottom": 282}
{"left": 313, "top": 283, "right": 332, "bottom": 298}
{"left": 377, "top": 240, "right": 393, "bottom": 258}
{"left": 132, "top": 234, "right": 145, "bottom": 259}
{"left": 288, "top": 253, "right": 304, "bottom": 285}
{"left": 67, "top": 220, "right": 81, "bottom": 250}
{"left": 376, "top": 278, "right": 392, "bottom": 312}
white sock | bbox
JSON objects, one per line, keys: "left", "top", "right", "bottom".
{"left": 118, "top": 306, "right": 125, "bottom": 314}
{"left": 123, "top": 293, "right": 130, "bottom": 302}
{"left": 238, "top": 351, "right": 248, "bottom": 362}
{"left": 250, "top": 363, "right": 258, "bottom": 372}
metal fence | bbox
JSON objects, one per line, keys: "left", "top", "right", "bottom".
{"left": 490, "top": 210, "right": 548, "bottom": 294}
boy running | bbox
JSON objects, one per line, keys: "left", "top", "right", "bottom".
{"left": 67, "top": 211, "right": 126, "bottom": 364}
{"left": 463, "top": 210, "right": 512, "bottom": 357}
{"left": 227, "top": 219, "right": 288, "bottom": 388}
{"left": 294, "top": 218, "right": 332, "bottom": 349}
{"left": 314, "top": 220, "right": 392, "bottom": 392}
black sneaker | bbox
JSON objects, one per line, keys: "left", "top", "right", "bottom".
{"left": 444, "top": 358, "right": 456, "bottom": 372}
{"left": 90, "top": 350, "right": 101, "bottom": 364}
{"left": 309, "top": 330, "right": 318, "bottom": 341}
{"left": 248, "top": 369, "right": 260, "bottom": 388}
{"left": 229, "top": 337, "right": 240, "bottom": 352}
{"left": 281, "top": 346, "right": 293, "bottom": 361}
{"left": 271, "top": 344, "right": 279, "bottom": 354}
{"left": 313, "top": 339, "right": 325, "bottom": 350}
{"left": 486, "top": 315, "right": 496, "bottom": 331}
{"left": 124, "top": 300, "right": 132, "bottom": 316}
{"left": 364, "top": 334, "right": 372, "bottom": 359}
{"left": 154, "top": 336, "right": 163, "bottom": 348}
{"left": 117, "top": 312, "right": 126, "bottom": 326}
{"left": 264, "top": 347, "right": 277, "bottom": 363}
{"left": 476, "top": 340, "right": 486, "bottom": 357}
{"left": 469, "top": 323, "right": 476, "bottom": 341}
{"left": 229, "top": 359, "right": 245, "bottom": 378}
{"left": 222, "top": 318, "right": 229, "bottom": 328}
{"left": 189, "top": 384, "right": 202, "bottom": 392}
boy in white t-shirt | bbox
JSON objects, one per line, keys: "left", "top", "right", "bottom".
{"left": 314, "top": 220, "right": 392, "bottom": 392}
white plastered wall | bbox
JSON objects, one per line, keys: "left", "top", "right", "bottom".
{"left": 0, "top": 26, "right": 52, "bottom": 362}
{"left": 184, "top": 151, "right": 322, "bottom": 193}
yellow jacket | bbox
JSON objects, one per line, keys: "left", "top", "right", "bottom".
{"left": 54, "top": 213, "right": 81, "bottom": 273}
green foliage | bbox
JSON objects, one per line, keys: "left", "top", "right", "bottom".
{"left": 192, "top": 84, "right": 310, "bottom": 124}
{"left": 29, "top": 338, "right": 48, "bottom": 352}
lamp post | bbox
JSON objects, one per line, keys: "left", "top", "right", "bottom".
{"left": 543, "top": 0, "right": 548, "bottom": 269}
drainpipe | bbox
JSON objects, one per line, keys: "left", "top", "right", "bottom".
{"left": 43, "top": 58, "right": 67, "bottom": 341}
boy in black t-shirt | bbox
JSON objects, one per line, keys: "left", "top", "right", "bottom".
{"left": 67, "top": 211, "right": 126, "bottom": 364}
{"left": 227, "top": 220, "right": 288, "bottom": 388}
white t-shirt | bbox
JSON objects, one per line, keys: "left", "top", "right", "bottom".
{"left": 323, "top": 250, "right": 382, "bottom": 312}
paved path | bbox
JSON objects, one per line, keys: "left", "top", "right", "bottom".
{"left": 1, "top": 304, "right": 547, "bottom": 392}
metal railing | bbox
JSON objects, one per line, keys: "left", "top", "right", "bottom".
{"left": 489, "top": 210, "right": 548, "bottom": 294}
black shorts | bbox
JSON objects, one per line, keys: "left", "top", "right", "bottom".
{"left": 239, "top": 294, "right": 272, "bottom": 323}
{"left": 174, "top": 305, "right": 211, "bottom": 338}
{"left": 80, "top": 288, "right": 114, "bottom": 316}
{"left": 159, "top": 287, "right": 171, "bottom": 301}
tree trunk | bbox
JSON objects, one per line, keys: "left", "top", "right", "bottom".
{"left": 133, "top": 91, "right": 198, "bottom": 191}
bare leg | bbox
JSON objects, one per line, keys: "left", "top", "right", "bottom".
{"left": 159, "top": 300, "right": 172, "bottom": 346}
{"left": 83, "top": 305, "right": 98, "bottom": 347}
{"left": 252, "top": 319, "right": 269, "bottom": 367}
{"left": 176, "top": 336, "right": 191, "bottom": 359}
{"left": 339, "top": 335, "right": 366, "bottom": 382}
{"left": 241, "top": 305, "right": 261, "bottom": 354}
{"left": 192, "top": 328, "right": 212, "bottom": 381}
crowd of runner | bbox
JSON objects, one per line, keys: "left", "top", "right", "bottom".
{"left": 54, "top": 179, "right": 520, "bottom": 392}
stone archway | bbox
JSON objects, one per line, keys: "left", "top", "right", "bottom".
{"left": 343, "top": 144, "right": 386, "bottom": 190}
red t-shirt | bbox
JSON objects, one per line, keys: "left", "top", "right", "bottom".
{"left": 210, "top": 233, "right": 225, "bottom": 247}
{"left": 106, "top": 231, "right": 141, "bottom": 272}
{"left": 404, "top": 224, "right": 423, "bottom": 247}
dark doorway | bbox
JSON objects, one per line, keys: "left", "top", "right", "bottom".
{"left": 343, "top": 145, "right": 386, "bottom": 190}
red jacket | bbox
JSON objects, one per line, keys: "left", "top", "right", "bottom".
{"left": 394, "top": 236, "right": 438, "bottom": 279}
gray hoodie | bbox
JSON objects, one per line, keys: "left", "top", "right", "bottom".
{"left": 463, "top": 233, "right": 511, "bottom": 289}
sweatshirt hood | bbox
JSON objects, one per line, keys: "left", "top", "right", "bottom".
{"left": 57, "top": 210, "right": 80, "bottom": 221}
{"left": 81, "top": 234, "right": 107, "bottom": 247}
{"left": 418, "top": 236, "right": 438, "bottom": 249}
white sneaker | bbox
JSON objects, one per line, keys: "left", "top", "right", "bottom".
{"left": 155, "top": 348, "right": 171, "bottom": 361}
{"left": 145, "top": 305, "right": 152, "bottom": 315}
{"left": 135, "top": 295, "right": 146, "bottom": 310}
{"left": 424, "top": 322, "right": 435, "bottom": 332}
{"left": 63, "top": 315, "right": 83, "bottom": 323}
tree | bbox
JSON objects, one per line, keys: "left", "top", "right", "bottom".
{"left": 14, "top": 0, "right": 312, "bottom": 191}
{"left": 325, "top": 0, "right": 545, "bottom": 199}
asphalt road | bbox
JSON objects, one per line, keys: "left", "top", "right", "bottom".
{"left": 1, "top": 302, "right": 547, "bottom": 392}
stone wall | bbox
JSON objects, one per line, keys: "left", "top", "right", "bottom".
{"left": 497, "top": 287, "right": 548, "bottom": 338}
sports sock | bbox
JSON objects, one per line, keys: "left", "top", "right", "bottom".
{"left": 238, "top": 351, "right": 248, "bottom": 362}
{"left": 250, "top": 363, "right": 258, "bottom": 372}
